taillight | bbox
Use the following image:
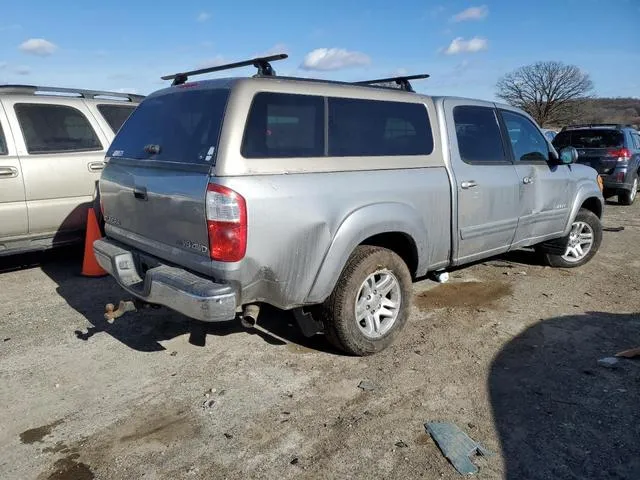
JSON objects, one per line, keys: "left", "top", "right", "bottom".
{"left": 206, "top": 183, "right": 247, "bottom": 262}
{"left": 609, "top": 148, "right": 631, "bottom": 162}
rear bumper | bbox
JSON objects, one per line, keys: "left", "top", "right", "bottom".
{"left": 93, "top": 238, "right": 238, "bottom": 322}
{"left": 600, "top": 168, "right": 633, "bottom": 190}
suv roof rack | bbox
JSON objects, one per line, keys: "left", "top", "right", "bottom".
{"left": 161, "top": 53, "right": 288, "bottom": 86}
{"left": 561, "top": 123, "right": 632, "bottom": 131}
{"left": 352, "top": 74, "right": 430, "bottom": 92}
{"left": 0, "top": 84, "right": 143, "bottom": 102}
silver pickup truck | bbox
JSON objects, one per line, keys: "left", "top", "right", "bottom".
{"left": 94, "top": 56, "right": 604, "bottom": 355}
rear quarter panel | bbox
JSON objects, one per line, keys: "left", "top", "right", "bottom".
{"left": 216, "top": 168, "right": 451, "bottom": 309}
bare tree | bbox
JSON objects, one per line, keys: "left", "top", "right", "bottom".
{"left": 496, "top": 61, "right": 594, "bottom": 127}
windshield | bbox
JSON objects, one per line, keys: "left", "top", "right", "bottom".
{"left": 553, "top": 129, "right": 624, "bottom": 149}
{"left": 107, "top": 88, "right": 229, "bottom": 164}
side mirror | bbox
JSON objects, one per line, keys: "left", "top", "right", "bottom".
{"left": 559, "top": 146, "right": 578, "bottom": 165}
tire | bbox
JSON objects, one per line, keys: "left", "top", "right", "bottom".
{"left": 619, "top": 175, "right": 638, "bottom": 206}
{"left": 542, "top": 208, "right": 602, "bottom": 268}
{"left": 320, "top": 246, "right": 412, "bottom": 356}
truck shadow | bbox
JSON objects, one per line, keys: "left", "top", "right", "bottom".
{"left": 1, "top": 246, "right": 336, "bottom": 353}
{"left": 489, "top": 311, "right": 640, "bottom": 480}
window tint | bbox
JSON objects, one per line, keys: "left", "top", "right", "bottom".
{"left": 242, "top": 92, "right": 324, "bottom": 158}
{"left": 15, "top": 104, "right": 102, "bottom": 154}
{"left": 0, "top": 122, "right": 7, "bottom": 155}
{"left": 453, "top": 106, "right": 506, "bottom": 163}
{"left": 553, "top": 129, "right": 624, "bottom": 149}
{"left": 97, "top": 104, "right": 136, "bottom": 133}
{"left": 328, "top": 98, "right": 432, "bottom": 156}
{"left": 501, "top": 110, "right": 549, "bottom": 162}
{"left": 632, "top": 133, "right": 640, "bottom": 150}
{"left": 107, "top": 89, "right": 229, "bottom": 164}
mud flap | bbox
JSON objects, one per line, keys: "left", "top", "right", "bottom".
{"left": 293, "top": 308, "right": 325, "bottom": 337}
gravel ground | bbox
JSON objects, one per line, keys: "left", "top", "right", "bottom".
{"left": 1, "top": 201, "right": 639, "bottom": 480}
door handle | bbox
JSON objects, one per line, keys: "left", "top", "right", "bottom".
{"left": 88, "top": 161, "right": 105, "bottom": 172}
{"left": 0, "top": 166, "right": 18, "bottom": 178}
{"left": 460, "top": 180, "right": 478, "bottom": 189}
{"left": 523, "top": 176, "right": 534, "bottom": 185}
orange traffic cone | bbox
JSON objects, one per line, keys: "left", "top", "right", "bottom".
{"left": 81, "top": 208, "right": 107, "bottom": 277}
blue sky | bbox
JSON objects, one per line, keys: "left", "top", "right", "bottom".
{"left": 1, "top": 0, "right": 638, "bottom": 100}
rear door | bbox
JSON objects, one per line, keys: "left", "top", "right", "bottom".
{"left": 4, "top": 98, "right": 111, "bottom": 236}
{"left": 552, "top": 128, "right": 624, "bottom": 175}
{"left": 445, "top": 100, "right": 521, "bottom": 264}
{"left": 0, "top": 99, "right": 28, "bottom": 241}
{"left": 500, "top": 108, "right": 572, "bottom": 245}
{"left": 100, "top": 86, "right": 230, "bottom": 274}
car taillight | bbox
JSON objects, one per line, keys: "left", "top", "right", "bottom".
{"left": 609, "top": 148, "right": 631, "bottom": 162}
{"left": 206, "top": 183, "right": 247, "bottom": 262}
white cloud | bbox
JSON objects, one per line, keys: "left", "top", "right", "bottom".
{"left": 19, "top": 38, "right": 57, "bottom": 56}
{"left": 15, "top": 66, "right": 30, "bottom": 75}
{"left": 444, "top": 37, "right": 488, "bottom": 55}
{"left": 0, "top": 62, "right": 7, "bottom": 70}
{"left": 452, "top": 5, "right": 489, "bottom": 22}
{"left": 197, "top": 12, "right": 211, "bottom": 22}
{"left": 300, "top": 48, "right": 371, "bottom": 71}
{"left": 115, "top": 88, "right": 138, "bottom": 94}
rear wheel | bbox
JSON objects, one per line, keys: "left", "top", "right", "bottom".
{"left": 542, "top": 208, "right": 602, "bottom": 268}
{"left": 619, "top": 175, "right": 638, "bottom": 206}
{"left": 320, "top": 246, "right": 412, "bottom": 356}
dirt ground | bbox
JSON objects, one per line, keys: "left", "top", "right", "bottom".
{"left": 1, "top": 201, "right": 639, "bottom": 480}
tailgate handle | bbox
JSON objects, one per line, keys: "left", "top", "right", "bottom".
{"left": 133, "top": 186, "right": 147, "bottom": 200}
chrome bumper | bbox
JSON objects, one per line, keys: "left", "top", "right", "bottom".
{"left": 93, "top": 238, "right": 237, "bottom": 322}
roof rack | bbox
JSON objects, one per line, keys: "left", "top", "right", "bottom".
{"left": 352, "top": 74, "right": 430, "bottom": 92}
{"left": 561, "top": 123, "right": 632, "bottom": 131}
{"left": 161, "top": 53, "right": 288, "bottom": 86}
{"left": 0, "top": 84, "right": 143, "bottom": 102}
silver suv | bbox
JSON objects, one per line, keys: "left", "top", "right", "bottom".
{"left": 94, "top": 55, "right": 604, "bottom": 355}
{"left": 0, "top": 85, "right": 142, "bottom": 255}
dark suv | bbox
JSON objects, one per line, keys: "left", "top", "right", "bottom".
{"left": 553, "top": 124, "right": 640, "bottom": 205}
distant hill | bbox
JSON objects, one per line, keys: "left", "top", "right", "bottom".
{"left": 574, "top": 97, "right": 640, "bottom": 127}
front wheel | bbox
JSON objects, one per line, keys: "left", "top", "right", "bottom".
{"left": 320, "top": 246, "right": 412, "bottom": 356}
{"left": 542, "top": 208, "right": 602, "bottom": 268}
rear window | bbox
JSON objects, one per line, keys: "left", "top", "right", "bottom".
{"left": 328, "top": 98, "right": 433, "bottom": 156}
{"left": 107, "top": 89, "right": 229, "bottom": 164}
{"left": 553, "top": 129, "right": 624, "bottom": 149}
{"left": 97, "top": 104, "right": 136, "bottom": 133}
{"left": 0, "top": 122, "right": 7, "bottom": 155}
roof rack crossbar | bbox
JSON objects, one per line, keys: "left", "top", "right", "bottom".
{"left": 161, "top": 53, "right": 288, "bottom": 86}
{"left": 0, "top": 84, "right": 143, "bottom": 102}
{"left": 352, "top": 74, "right": 430, "bottom": 92}
{"left": 561, "top": 123, "right": 632, "bottom": 131}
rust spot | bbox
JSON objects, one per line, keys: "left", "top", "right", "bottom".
{"left": 20, "top": 419, "right": 64, "bottom": 444}
{"left": 415, "top": 281, "right": 513, "bottom": 310}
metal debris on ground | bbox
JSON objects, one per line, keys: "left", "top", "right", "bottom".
{"left": 425, "top": 422, "right": 493, "bottom": 476}
{"left": 202, "top": 399, "right": 215, "bottom": 409}
{"left": 104, "top": 300, "right": 137, "bottom": 323}
{"left": 432, "top": 271, "right": 450, "bottom": 283}
{"left": 357, "top": 380, "right": 377, "bottom": 391}
{"left": 598, "top": 357, "right": 619, "bottom": 368}
{"left": 395, "top": 441, "right": 408, "bottom": 448}
{"left": 615, "top": 347, "right": 640, "bottom": 358}
{"left": 603, "top": 226, "right": 625, "bottom": 232}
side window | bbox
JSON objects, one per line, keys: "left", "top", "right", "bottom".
{"left": 500, "top": 110, "right": 549, "bottom": 162}
{"left": 328, "top": 98, "right": 433, "bottom": 156}
{"left": 97, "top": 104, "right": 136, "bottom": 133}
{"left": 241, "top": 92, "right": 324, "bottom": 158}
{"left": 632, "top": 133, "right": 640, "bottom": 150}
{"left": 0, "top": 122, "right": 7, "bottom": 155}
{"left": 453, "top": 105, "right": 507, "bottom": 164}
{"left": 14, "top": 104, "right": 102, "bottom": 154}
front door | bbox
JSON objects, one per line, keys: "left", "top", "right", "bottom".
{"left": 499, "top": 108, "right": 572, "bottom": 246}
{"left": 445, "top": 100, "right": 521, "bottom": 264}
{"left": 0, "top": 101, "right": 27, "bottom": 241}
